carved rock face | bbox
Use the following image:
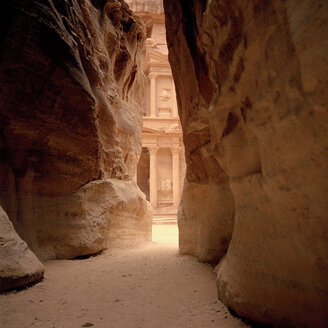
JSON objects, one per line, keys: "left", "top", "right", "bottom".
{"left": 0, "top": 0, "right": 151, "bottom": 260}
{"left": 125, "top": 0, "right": 164, "bottom": 14}
{"left": 164, "top": 0, "right": 328, "bottom": 327}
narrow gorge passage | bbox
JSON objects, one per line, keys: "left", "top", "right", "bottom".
{"left": 1, "top": 1, "right": 326, "bottom": 327}
{"left": 0, "top": 224, "right": 247, "bottom": 328}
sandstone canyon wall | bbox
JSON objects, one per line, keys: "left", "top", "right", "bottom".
{"left": 164, "top": 0, "right": 235, "bottom": 263}
{"left": 0, "top": 0, "right": 152, "bottom": 262}
{"left": 164, "top": 0, "right": 328, "bottom": 327}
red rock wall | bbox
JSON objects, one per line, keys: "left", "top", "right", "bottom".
{"left": 0, "top": 0, "right": 151, "bottom": 260}
{"left": 164, "top": 0, "right": 328, "bottom": 327}
{"left": 161, "top": 0, "right": 235, "bottom": 264}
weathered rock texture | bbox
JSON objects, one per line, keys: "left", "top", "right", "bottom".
{"left": 0, "top": 0, "right": 152, "bottom": 261}
{"left": 164, "top": 0, "right": 235, "bottom": 263}
{"left": 164, "top": 0, "right": 328, "bottom": 327}
{"left": 0, "top": 206, "right": 45, "bottom": 292}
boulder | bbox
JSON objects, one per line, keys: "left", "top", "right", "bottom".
{"left": 0, "top": 207, "right": 44, "bottom": 292}
{"left": 178, "top": 181, "right": 234, "bottom": 263}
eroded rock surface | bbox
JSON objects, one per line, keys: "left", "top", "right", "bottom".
{"left": 0, "top": 206, "right": 44, "bottom": 292}
{"left": 164, "top": 0, "right": 328, "bottom": 327}
{"left": 179, "top": 181, "right": 234, "bottom": 263}
{"left": 0, "top": 0, "right": 151, "bottom": 260}
{"left": 162, "top": 0, "right": 235, "bottom": 263}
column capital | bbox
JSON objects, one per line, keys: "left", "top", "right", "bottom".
{"left": 148, "top": 147, "right": 158, "bottom": 155}
{"left": 171, "top": 148, "right": 180, "bottom": 155}
{"left": 148, "top": 73, "right": 158, "bottom": 79}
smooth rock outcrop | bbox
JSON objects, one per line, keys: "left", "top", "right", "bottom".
{"left": 165, "top": 0, "right": 328, "bottom": 327}
{"left": 0, "top": 0, "right": 151, "bottom": 260}
{"left": 0, "top": 207, "right": 44, "bottom": 292}
{"left": 178, "top": 181, "right": 234, "bottom": 263}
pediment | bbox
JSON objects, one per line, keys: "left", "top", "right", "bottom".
{"left": 147, "top": 48, "right": 168, "bottom": 61}
{"left": 145, "top": 49, "right": 169, "bottom": 67}
{"left": 142, "top": 126, "right": 162, "bottom": 134}
{"left": 142, "top": 123, "right": 181, "bottom": 135}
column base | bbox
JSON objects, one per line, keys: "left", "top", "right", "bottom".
{"left": 153, "top": 205, "right": 177, "bottom": 217}
{"left": 152, "top": 208, "right": 178, "bottom": 224}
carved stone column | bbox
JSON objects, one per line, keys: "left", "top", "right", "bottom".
{"left": 149, "top": 147, "right": 158, "bottom": 209}
{"left": 149, "top": 74, "right": 157, "bottom": 117}
{"left": 171, "top": 148, "right": 180, "bottom": 208}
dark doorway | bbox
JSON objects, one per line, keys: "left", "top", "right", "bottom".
{"left": 137, "top": 147, "right": 150, "bottom": 201}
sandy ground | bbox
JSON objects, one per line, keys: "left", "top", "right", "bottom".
{"left": 0, "top": 224, "right": 249, "bottom": 328}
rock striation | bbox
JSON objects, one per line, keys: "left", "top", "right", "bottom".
{"left": 164, "top": 0, "right": 328, "bottom": 327}
{"left": 0, "top": 0, "right": 152, "bottom": 261}
{"left": 0, "top": 206, "right": 45, "bottom": 292}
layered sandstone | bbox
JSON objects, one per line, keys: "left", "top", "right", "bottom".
{"left": 0, "top": 0, "right": 152, "bottom": 261}
{"left": 164, "top": 0, "right": 328, "bottom": 327}
{"left": 0, "top": 207, "right": 45, "bottom": 292}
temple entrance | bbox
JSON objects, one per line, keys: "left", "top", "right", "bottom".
{"left": 132, "top": 2, "right": 186, "bottom": 223}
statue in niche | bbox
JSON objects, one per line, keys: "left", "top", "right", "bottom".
{"left": 159, "top": 178, "right": 173, "bottom": 204}
{"left": 161, "top": 178, "right": 172, "bottom": 191}
{"left": 159, "top": 88, "right": 171, "bottom": 103}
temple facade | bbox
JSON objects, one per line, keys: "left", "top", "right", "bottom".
{"left": 128, "top": 2, "right": 186, "bottom": 218}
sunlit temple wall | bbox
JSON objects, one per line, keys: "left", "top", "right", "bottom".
{"left": 127, "top": 0, "right": 186, "bottom": 219}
